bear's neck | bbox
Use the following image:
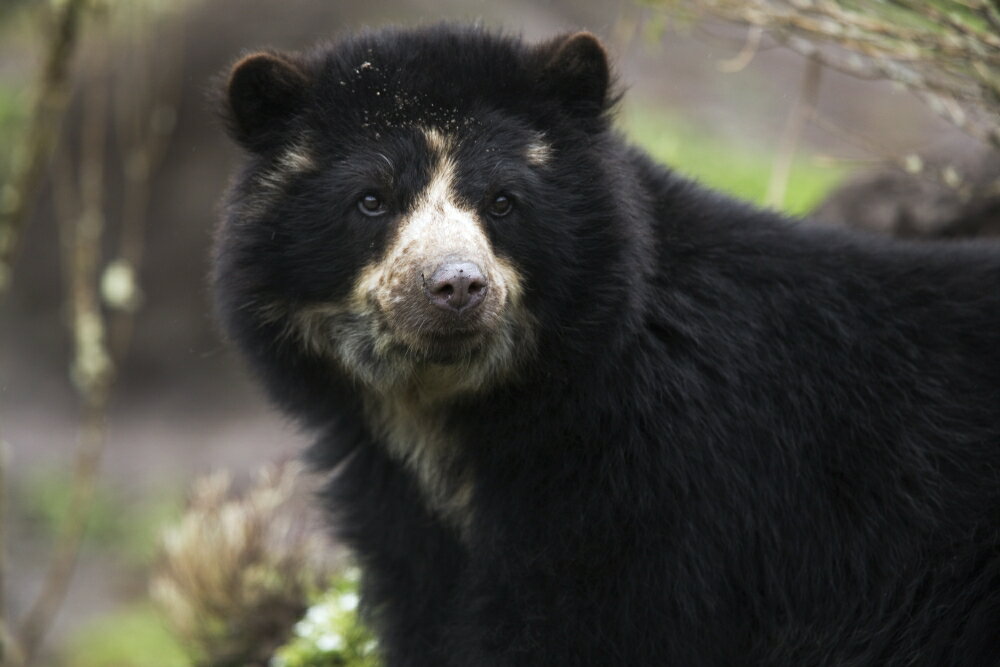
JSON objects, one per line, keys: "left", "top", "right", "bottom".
{"left": 362, "top": 377, "right": 478, "bottom": 535}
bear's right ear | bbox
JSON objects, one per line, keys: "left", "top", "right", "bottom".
{"left": 223, "top": 51, "right": 310, "bottom": 153}
{"left": 534, "top": 32, "right": 610, "bottom": 118}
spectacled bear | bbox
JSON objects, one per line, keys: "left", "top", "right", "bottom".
{"left": 213, "top": 25, "right": 1000, "bottom": 666}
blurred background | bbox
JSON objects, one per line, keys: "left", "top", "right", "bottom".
{"left": 0, "top": 0, "right": 996, "bottom": 664}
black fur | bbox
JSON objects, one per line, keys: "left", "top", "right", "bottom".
{"left": 226, "top": 51, "right": 312, "bottom": 153}
{"left": 214, "top": 25, "right": 1000, "bottom": 666}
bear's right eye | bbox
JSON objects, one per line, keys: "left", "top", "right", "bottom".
{"left": 358, "top": 194, "right": 387, "bottom": 217}
{"left": 488, "top": 194, "right": 514, "bottom": 218}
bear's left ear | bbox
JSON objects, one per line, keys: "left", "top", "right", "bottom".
{"left": 535, "top": 32, "right": 610, "bottom": 117}
{"left": 223, "top": 51, "right": 311, "bottom": 153}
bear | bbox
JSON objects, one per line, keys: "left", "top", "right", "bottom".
{"left": 213, "top": 24, "right": 1000, "bottom": 667}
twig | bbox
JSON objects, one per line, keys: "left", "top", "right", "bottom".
{"left": 0, "top": 0, "right": 88, "bottom": 296}
{"left": 766, "top": 56, "right": 822, "bottom": 209}
{"left": 717, "top": 26, "right": 763, "bottom": 73}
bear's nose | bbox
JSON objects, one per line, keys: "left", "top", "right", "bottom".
{"left": 425, "top": 261, "right": 488, "bottom": 312}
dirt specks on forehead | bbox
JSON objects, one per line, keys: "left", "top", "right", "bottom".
{"left": 332, "top": 64, "right": 477, "bottom": 136}
{"left": 310, "top": 26, "right": 538, "bottom": 138}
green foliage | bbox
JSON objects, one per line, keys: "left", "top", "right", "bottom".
{"left": 622, "top": 105, "right": 845, "bottom": 215}
{"left": 272, "top": 569, "right": 381, "bottom": 667}
{"left": 60, "top": 603, "right": 189, "bottom": 667}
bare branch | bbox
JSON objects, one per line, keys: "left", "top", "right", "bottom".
{"left": 660, "top": 0, "right": 1000, "bottom": 148}
{"left": 0, "top": 0, "right": 88, "bottom": 296}
{"left": 886, "top": 0, "right": 1000, "bottom": 49}
{"left": 717, "top": 26, "right": 764, "bottom": 73}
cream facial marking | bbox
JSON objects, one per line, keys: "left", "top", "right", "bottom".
{"left": 525, "top": 136, "right": 553, "bottom": 167}
{"left": 253, "top": 139, "right": 317, "bottom": 198}
{"left": 355, "top": 129, "right": 512, "bottom": 353}
{"left": 278, "top": 144, "right": 316, "bottom": 173}
{"left": 423, "top": 127, "right": 451, "bottom": 155}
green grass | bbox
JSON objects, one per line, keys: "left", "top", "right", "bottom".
{"left": 60, "top": 603, "right": 189, "bottom": 667}
{"left": 621, "top": 105, "right": 845, "bottom": 216}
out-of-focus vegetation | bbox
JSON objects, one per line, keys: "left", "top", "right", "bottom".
{"left": 150, "top": 464, "right": 336, "bottom": 667}
{"left": 60, "top": 604, "right": 188, "bottom": 667}
{"left": 622, "top": 105, "right": 845, "bottom": 214}
{"left": 272, "top": 572, "right": 380, "bottom": 667}
{"left": 647, "top": 0, "right": 1000, "bottom": 148}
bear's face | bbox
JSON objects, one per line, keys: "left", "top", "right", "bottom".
{"left": 217, "top": 27, "right": 626, "bottom": 402}
{"left": 276, "top": 122, "right": 541, "bottom": 398}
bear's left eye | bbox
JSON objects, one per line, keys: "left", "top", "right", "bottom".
{"left": 488, "top": 194, "right": 513, "bottom": 218}
{"left": 358, "top": 193, "right": 387, "bottom": 217}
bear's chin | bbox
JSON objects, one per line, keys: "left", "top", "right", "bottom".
{"left": 416, "top": 338, "right": 488, "bottom": 366}
{"left": 355, "top": 323, "right": 522, "bottom": 399}
{"left": 301, "top": 294, "right": 531, "bottom": 396}
{"left": 379, "top": 303, "right": 500, "bottom": 363}
{"left": 393, "top": 328, "right": 492, "bottom": 366}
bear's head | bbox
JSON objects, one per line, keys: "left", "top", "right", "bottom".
{"left": 214, "top": 26, "right": 647, "bottom": 411}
